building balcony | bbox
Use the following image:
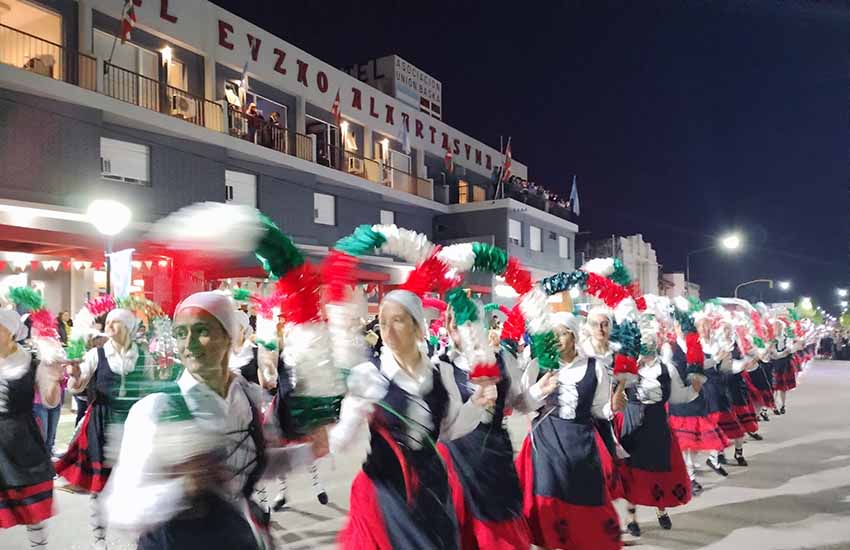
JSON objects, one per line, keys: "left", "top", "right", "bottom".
{"left": 0, "top": 22, "right": 578, "bottom": 224}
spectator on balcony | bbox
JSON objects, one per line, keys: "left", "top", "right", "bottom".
{"left": 246, "top": 103, "right": 264, "bottom": 144}
{"left": 266, "top": 112, "right": 284, "bottom": 152}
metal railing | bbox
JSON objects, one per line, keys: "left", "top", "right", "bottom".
{"left": 0, "top": 23, "right": 96, "bottom": 90}
{"left": 227, "top": 106, "right": 314, "bottom": 161}
{"left": 103, "top": 61, "right": 160, "bottom": 111}
{"left": 166, "top": 84, "right": 223, "bottom": 132}
{"left": 329, "top": 144, "right": 434, "bottom": 201}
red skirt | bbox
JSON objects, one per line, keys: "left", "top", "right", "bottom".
{"left": 668, "top": 415, "right": 729, "bottom": 452}
{"left": 743, "top": 371, "right": 775, "bottom": 409}
{"left": 773, "top": 367, "right": 797, "bottom": 392}
{"left": 0, "top": 480, "right": 53, "bottom": 528}
{"left": 55, "top": 405, "right": 110, "bottom": 493}
{"left": 338, "top": 471, "right": 394, "bottom": 550}
{"left": 437, "top": 443, "right": 530, "bottom": 550}
{"left": 709, "top": 410, "right": 745, "bottom": 441}
{"left": 733, "top": 403, "right": 759, "bottom": 433}
{"left": 515, "top": 437, "right": 622, "bottom": 550}
{"left": 617, "top": 431, "right": 692, "bottom": 508}
{"left": 595, "top": 430, "right": 623, "bottom": 501}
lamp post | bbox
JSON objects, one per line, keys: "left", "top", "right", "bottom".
{"left": 86, "top": 199, "right": 131, "bottom": 295}
{"left": 733, "top": 279, "right": 791, "bottom": 299}
{"left": 685, "top": 232, "right": 742, "bottom": 285}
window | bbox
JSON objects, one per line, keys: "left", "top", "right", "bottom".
{"left": 166, "top": 59, "right": 187, "bottom": 91}
{"left": 558, "top": 235, "right": 571, "bottom": 259}
{"left": 530, "top": 225, "right": 542, "bottom": 252}
{"left": 508, "top": 219, "right": 522, "bottom": 246}
{"left": 95, "top": 30, "right": 159, "bottom": 109}
{"left": 314, "top": 193, "right": 336, "bottom": 226}
{"left": 100, "top": 137, "right": 149, "bottom": 185}
{"left": 225, "top": 170, "right": 257, "bottom": 207}
{"left": 380, "top": 209, "right": 394, "bottom": 226}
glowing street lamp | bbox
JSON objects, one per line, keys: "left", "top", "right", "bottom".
{"left": 686, "top": 231, "right": 744, "bottom": 284}
{"left": 837, "top": 288, "right": 848, "bottom": 298}
{"left": 87, "top": 199, "right": 131, "bottom": 294}
{"left": 721, "top": 233, "right": 742, "bottom": 250}
{"left": 777, "top": 281, "right": 791, "bottom": 291}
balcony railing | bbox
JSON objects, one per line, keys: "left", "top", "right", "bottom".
{"left": 0, "top": 23, "right": 576, "bottom": 220}
{"left": 0, "top": 23, "right": 95, "bottom": 90}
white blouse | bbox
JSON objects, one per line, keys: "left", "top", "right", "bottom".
{"left": 69, "top": 339, "right": 140, "bottom": 396}
{"left": 632, "top": 358, "right": 698, "bottom": 406}
{"left": 329, "top": 345, "right": 485, "bottom": 454}
{"left": 522, "top": 355, "right": 613, "bottom": 421}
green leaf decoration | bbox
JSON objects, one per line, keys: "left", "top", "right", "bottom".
{"left": 446, "top": 287, "right": 479, "bottom": 325}
{"left": 254, "top": 213, "right": 304, "bottom": 280}
{"left": 530, "top": 331, "right": 560, "bottom": 372}
{"left": 610, "top": 258, "right": 633, "bottom": 287}
{"left": 471, "top": 242, "right": 509, "bottom": 274}
{"left": 335, "top": 224, "right": 387, "bottom": 257}
{"left": 540, "top": 270, "right": 588, "bottom": 296}
{"left": 6, "top": 287, "right": 43, "bottom": 311}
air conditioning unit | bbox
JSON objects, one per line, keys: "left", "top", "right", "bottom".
{"left": 101, "top": 158, "right": 112, "bottom": 174}
{"left": 170, "top": 94, "right": 197, "bottom": 119}
{"left": 348, "top": 156, "right": 364, "bottom": 174}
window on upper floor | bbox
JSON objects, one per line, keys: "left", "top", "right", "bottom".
{"left": 100, "top": 137, "right": 150, "bottom": 185}
{"left": 225, "top": 170, "right": 257, "bottom": 207}
{"left": 380, "top": 209, "right": 394, "bottom": 226}
{"left": 314, "top": 193, "right": 336, "bottom": 226}
{"left": 559, "top": 235, "right": 571, "bottom": 259}
{"left": 509, "top": 219, "right": 522, "bottom": 246}
{"left": 530, "top": 225, "right": 542, "bottom": 252}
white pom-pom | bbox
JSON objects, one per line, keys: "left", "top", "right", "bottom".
{"left": 613, "top": 297, "right": 638, "bottom": 325}
{"left": 673, "top": 296, "right": 690, "bottom": 312}
{"left": 255, "top": 308, "right": 279, "bottom": 349}
{"left": 326, "top": 290, "right": 368, "bottom": 372}
{"left": 437, "top": 243, "right": 475, "bottom": 273}
{"left": 147, "top": 202, "right": 265, "bottom": 255}
{"left": 70, "top": 308, "right": 96, "bottom": 341}
{"left": 373, "top": 224, "right": 435, "bottom": 265}
{"left": 581, "top": 258, "right": 615, "bottom": 277}
{"left": 519, "top": 286, "right": 553, "bottom": 334}
{"left": 283, "top": 322, "right": 345, "bottom": 397}
{"left": 456, "top": 320, "right": 496, "bottom": 371}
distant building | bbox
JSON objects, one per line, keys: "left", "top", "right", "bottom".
{"left": 578, "top": 234, "right": 660, "bottom": 294}
{"left": 661, "top": 273, "right": 700, "bottom": 299}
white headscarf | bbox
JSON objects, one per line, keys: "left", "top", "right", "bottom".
{"left": 382, "top": 290, "right": 425, "bottom": 331}
{"left": 0, "top": 309, "right": 28, "bottom": 341}
{"left": 106, "top": 308, "right": 140, "bottom": 336}
{"left": 551, "top": 311, "right": 581, "bottom": 336}
{"left": 174, "top": 292, "right": 236, "bottom": 340}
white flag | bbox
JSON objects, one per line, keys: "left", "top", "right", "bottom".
{"left": 108, "top": 248, "right": 135, "bottom": 299}
{"left": 569, "top": 175, "right": 580, "bottom": 216}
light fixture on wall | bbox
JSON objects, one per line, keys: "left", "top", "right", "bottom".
{"left": 161, "top": 46, "right": 173, "bottom": 65}
{"left": 381, "top": 138, "right": 390, "bottom": 162}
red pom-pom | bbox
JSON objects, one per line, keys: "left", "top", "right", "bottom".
{"left": 469, "top": 362, "right": 501, "bottom": 381}
{"left": 504, "top": 257, "right": 533, "bottom": 295}
{"left": 402, "top": 252, "right": 459, "bottom": 296}
{"left": 250, "top": 291, "right": 283, "bottom": 319}
{"left": 86, "top": 295, "right": 116, "bottom": 317}
{"left": 29, "top": 309, "right": 59, "bottom": 340}
{"left": 585, "top": 273, "right": 631, "bottom": 308}
{"left": 626, "top": 281, "right": 643, "bottom": 299}
{"left": 500, "top": 304, "right": 526, "bottom": 342}
{"left": 321, "top": 250, "right": 358, "bottom": 303}
{"left": 634, "top": 296, "right": 647, "bottom": 311}
{"left": 276, "top": 263, "right": 322, "bottom": 325}
{"left": 685, "top": 332, "right": 704, "bottom": 365}
{"left": 614, "top": 354, "right": 638, "bottom": 377}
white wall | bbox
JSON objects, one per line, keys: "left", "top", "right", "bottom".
{"left": 620, "top": 234, "right": 659, "bottom": 294}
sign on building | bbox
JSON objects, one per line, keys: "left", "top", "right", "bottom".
{"left": 346, "top": 55, "right": 443, "bottom": 120}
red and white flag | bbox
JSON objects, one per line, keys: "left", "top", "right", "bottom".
{"left": 120, "top": 1, "right": 136, "bottom": 44}
{"left": 500, "top": 137, "right": 512, "bottom": 183}
{"left": 331, "top": 89, "right": 341, "bottom": 128}
{"left": 444, "top": 149, "right": 454, "bottom": 173}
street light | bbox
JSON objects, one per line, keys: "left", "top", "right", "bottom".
{"left": 686, "top": 232, "right": 743, "bottom": 284}
{"left": 777, "top": 280, "right": 791, "bottom": 291}
{"left": 86, "top": 199, "right": 131, "bottom": 294}
{"left": 838, "top": 288, "right": 848, "bottom": 298}
{"left": 800, "top": 297, "right": 813, "bottom": 310}
{"left": 733, "top": 278, "right": 790, "bottom": 299}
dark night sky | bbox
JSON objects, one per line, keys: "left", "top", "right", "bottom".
{"left": 213, "top": 0, "right": 849, "bottom": 311}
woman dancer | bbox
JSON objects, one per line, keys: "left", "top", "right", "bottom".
{"left": 0, "top": 310, "right": 63, "bottom": 549}
{"left": 515, "top": 312, "right": 624, "bottom": 550}
{"left": 331, "top": 290, "right": 496, "bottom": 550}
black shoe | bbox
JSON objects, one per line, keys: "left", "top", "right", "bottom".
{"left": 748, "top": 431, "right": 763, "bottom": 441}
{"left": 626, "top": 521, "right": 641, "bottom": 538}
{"left": 317, "top": 491, "right": 329, "bottom": 505}
{"left": 657, "top": 512, "right": 672, "bottom": 530}
{"left": 706, "top": 458, "right": 729, "bottom": 477}
{"left": 780, "top": 406, "right": 786, "bottom": 415}
{"left": 691, "top": 479, "right": 703, "bottom": 495}
{"left": 735, "top": 450, "right": 748, "bottom": 467}
{"left": 773, "top": 408, "right": 781, "bottom": 416}
{"left": 760, "top": 410, "right": 771, "bottom": 422}
{"left": 272, "top": 493, "right": 287, "bottom": 511}
{"left": 717, "top": 453, "right": 727, "bottom": 465}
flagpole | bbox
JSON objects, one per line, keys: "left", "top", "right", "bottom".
{"left": 107, "top": 1, "right": 129, "bottom": 69}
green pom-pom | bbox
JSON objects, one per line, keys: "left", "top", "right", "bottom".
{"left": 787, "top": 308, "right": 800, "bottom": 321}
{"left": 66, "top": 338, "right": 87, "bottom": 360}
{"left": 610, "top": 258, "right": 632, "bottom": 287}
{"left": 254, "top": 213, "right": 304, "bottom": 280}
{"left": 446, "top": 287, "right": 479, "bottom": 325}
{"left": 335, "top": 225, "right": 387, "bottom": 257}
{"left": 540, "top": 270, "right": 587, "bottom": 296}
{"left": 672, "top": 309, "right": 696, "bottom": 334}
{"left": 286, "top": 395, "right": 343, "bottom": 436}
{"left": 256, "top": 338, "right": 278, "bottom": 351}
{"left": 611, "top": 320, "right": 641, "bottom": 359}
{"left": 786, "top": 327, "right": 794, "bottom": 339}
{"left": 687, "top": 296, "right": 704, "bottom": 313}
{"left": 530, "top": 331, "right": 560, "bottom": 372}
{"left": 753, "top": 336, "right": 765, "bottom": 348}
{"left": 471, "top": 242, "right": 508, "bottom": 274}
{"left": 6, "top": 287, "right": 43, "bottom": 311}
{"left": 483, "top": 303, "right": 500, "bottom": 314}
{"left": 232, "top": 288, "right": 252, "bottom": 302}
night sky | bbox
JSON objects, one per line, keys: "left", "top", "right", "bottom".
{"left": 213, "top": 0, "right": 849, "bottom": 312}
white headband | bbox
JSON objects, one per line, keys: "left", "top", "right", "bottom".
{"left": 551, "top": 311, "right": 581, "bottom": 336}
{"left": 106, "top": 308, "right": 140, "bottom": 336}
{"left": 174, "top": 292, "right": 236, "bottom": 339}
{"left": 382, "top": 290, "right": 425, "bottom": 330}
{"left": 0, "top": 309, "right": 27, "bottom": 341}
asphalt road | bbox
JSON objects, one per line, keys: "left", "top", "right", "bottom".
{"left": 2, "top": 360, "right": 848, "bottom": 549}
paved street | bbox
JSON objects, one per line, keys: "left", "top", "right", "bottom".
{"left": 2, "top": 360, "right": 849, "bottom": 549}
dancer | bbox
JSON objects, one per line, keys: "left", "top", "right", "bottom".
{"left": 332, "top": 290, "right": 496, "bottom": 550}
{"left": 617, "top": 315, "right": 694, "bottom": 537}
{"left": 102, "top": 291, "right": 321, "bottom": 549}
{"left": 437, "top": 304, "right": 531, "bottom": 550}
{"left": 57, "top": 307, "right": 146, "bottom": 550}
{"left": 771, "top": 320, "right": 798, "bottom": 415}
{"left": 0, "top": 309, "right": 64, "bottom": 549}
{"left": 515, "top": 312, "right": 623, "bottom": 550}
{"left": 666, "top": 317, "right": 725, "bottom": 495}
